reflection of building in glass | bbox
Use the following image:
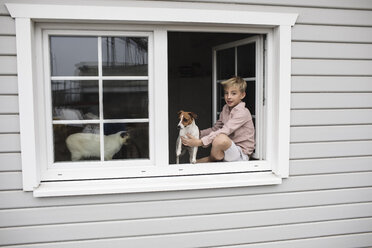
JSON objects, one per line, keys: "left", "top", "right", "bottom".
{"left": 70, "top": 37, "right": 148, "bottom": 76}
{"left": 102, "top": 37, "right": 148, "bottom": 76}
{"left": 51, "top": 80, "right": 99, "bottom": 120}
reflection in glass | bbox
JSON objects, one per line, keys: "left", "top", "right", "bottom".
{"left": 217, "top": 47, "right": 235, "bottom": 80}
{"left": 237, "top": 43, "right": 256, "bottom": 78}
{"left": 52, "top": 80, "right": 99, "bottom": 120}
{"left": 102, "top": 37, "right": 148, "bottom": 76}
{"left": 103, "top": 80, "right": 148, "bottom": 119}
{"left": 50, "top": 36, "right": 98, "bottom": 76}
{"left": 104, "top": 123, "right": 149, "bottom": 160}
{"left": 54, "top": 124, "right": 100, "bottom": 162}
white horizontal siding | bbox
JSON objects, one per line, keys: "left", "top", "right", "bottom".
{"left": 291, "top": 93, "right": 372, "bottom": 109}
{"left": 0, "top": 192, "right": 371, "bottom": 228}
{"left": 0, "top": 172, "right": 22, "bottom": 190}
{"left": 292, "top": 42, "right": 372, "bottom": 59}
{"left": 222, "top": 233, "right": 372, "bottom": 248}
{"left": 0, "top": 96, "right": 19, "bottom": 113}
{"left": 293, "top": 25, "right": 372, "bottom": 42}
{"left": 292, "top": 59, "right": 372, "bottom": 76}
{"left": 291, "top": 109, "right": 372, "bottom": 126}
{"left": 0, "top": 134, "right": 20, "bottom": 152}
{"left": 291, "top": 125, "right": 372, "bottom": 142}
{"left": 290, "top": 157, "right": 372, "bottom": 175}
{"left": 290, "top": 140, "right": 372, "bottom": 159}
{"left": 0, "top": 16, "right": 15, "bottom": 35}
{"left": 0, "top": 76, "right": 18, "bottom": 94}
{"left": 292, "top": 76, "right": 372, "bottom": 93}
{"left": 0, "top": 203, "right": 371, "bottom": 246}
{"left": 0, "top": 115, "right": 19, "bottom": 133}
{"left": 0, "top": 218, "right": 371, "bottom": 247}
{"left": 0, "top": 56, "right": 17, "bottom": 75}
{"left": 0, "top": 153, "right": 21, "bottom": 172}
{"left": 0, "top": 36, "right": 16, "bottom": 55}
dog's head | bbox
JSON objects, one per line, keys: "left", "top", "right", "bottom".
{"left": 177, "top": 110, "right": 197, "bottom": 130}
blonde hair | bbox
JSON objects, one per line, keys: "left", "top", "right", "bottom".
{"left": 221, "top": 76, "right": 247, "bottom": 93}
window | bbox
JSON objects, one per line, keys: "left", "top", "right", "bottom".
{"left": 39, "top": 30, "right": 154, "bottom": 180}
{"left": 7, "top": 3, "right": 297, "bottom": 196}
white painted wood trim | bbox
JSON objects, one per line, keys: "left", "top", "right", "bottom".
{"left": 273, "top": 25, "right": 291, "bottom": 178}
{"left": 15, "top": 18, "right": 40, "bottom": 191}
{"left": 153, "top": 28, "right": 169, "bottom": 166}
{"left": 33, "top": 172, "right": 282, "bottom": 197}
{"left": 6, "top": 3, "right": 298, "bottom": 26}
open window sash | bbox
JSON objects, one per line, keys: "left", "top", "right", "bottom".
{"left": 212, "top": 35, "right": 265, "bottom": 160}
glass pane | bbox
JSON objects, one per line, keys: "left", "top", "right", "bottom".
{"left": 217, "top": 47, "right": 235, "bottom": 80}
{"left": 50, "top": 36, "right": 98, "bottom": 76}
{"left": 52, "top": 80, "right": 99, "bottom": 120}
{"left": 104, "top": 122, "right": 149, "bottom": 160}
{"left": 103, "top": 80, "right": 148, "bottom": 119}
{"left": 54, "top": 124, "right": 100, "bottom": 162}
{"left": 102, "top": 37, "right": 148, "bottom": 76}
{"left": 237, "top": 42, "right": 256, "bottom": 78}
{"left": 245, "top": 81, "right": 256, "bottom": 115}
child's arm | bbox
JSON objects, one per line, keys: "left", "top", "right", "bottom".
{"left": 200, "top": 119, "right": 223, "bottom": 138}
{"left": 201, "top": 108, "right": 251, "bottom": 147}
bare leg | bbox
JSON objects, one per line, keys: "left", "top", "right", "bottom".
{"left": 196, "top": 156, "right": 211, "bottom": 163}
{"left": 209, "top": 134, "right": 232, "bottom": 161}
{"left": 196, "top": 134, "right": 232, "bottom": 163}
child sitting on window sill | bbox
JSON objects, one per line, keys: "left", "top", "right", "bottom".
{"left": 181, "top": 76, "right": 255, "bottom": 163}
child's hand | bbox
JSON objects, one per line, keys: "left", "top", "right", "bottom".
{"left": 181, "top": 134, "right": 202, "bottom": 147}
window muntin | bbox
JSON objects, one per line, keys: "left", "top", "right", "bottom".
{"left": 44, "top": 32, "right": 152, "bottom": 167}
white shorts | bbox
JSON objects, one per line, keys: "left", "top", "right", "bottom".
{"left": 223, "top": 141, "right": 249, "bottom": 162}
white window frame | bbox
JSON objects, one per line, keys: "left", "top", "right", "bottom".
{"left": 39, "top": 29, "right": 155, "bottom": 181}
{"left": 212, "top": 35, "right": 265, "bottom": 160}
{"left": 6, "top": 2, "right": 297, "bottom": 197}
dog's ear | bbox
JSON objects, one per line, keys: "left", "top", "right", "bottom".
{"left": 189, "top": 112, "right": 198, "bottom": 119}
{"left": 177, "top": 110, "right": 184, "bottom": 116}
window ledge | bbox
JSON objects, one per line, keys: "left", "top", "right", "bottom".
{"left": 34, "top": 172, "right": 281, "bottom": 197}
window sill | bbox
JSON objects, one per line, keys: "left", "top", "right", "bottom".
{"left": 33, "top": 172, "right": 282, "bottom": 197}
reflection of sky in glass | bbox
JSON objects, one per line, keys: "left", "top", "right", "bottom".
{"left": 50, "top": 36, "right": 98, "bottom": 76}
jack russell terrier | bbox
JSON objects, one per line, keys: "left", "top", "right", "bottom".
{"left": 176, "top": 110, "right": 199, "bottom": 164}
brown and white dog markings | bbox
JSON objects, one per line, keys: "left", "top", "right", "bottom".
{"left": 176, "top": 110, "right": 200, "bottom": 164}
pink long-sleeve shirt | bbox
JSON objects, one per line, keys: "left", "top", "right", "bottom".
{"left": 200, "top": 102, "right": 255, "bottom": 156}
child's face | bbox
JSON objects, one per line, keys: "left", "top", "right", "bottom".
{"left": 224, "top": 85, "right": 246, "bottom": 109}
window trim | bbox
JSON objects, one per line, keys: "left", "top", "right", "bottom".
{"left": 7, "top": 2, "right": 297, "bottom": 195}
